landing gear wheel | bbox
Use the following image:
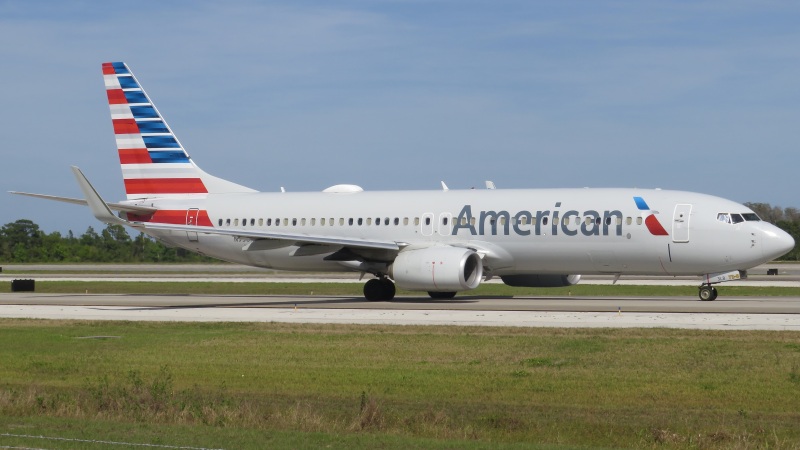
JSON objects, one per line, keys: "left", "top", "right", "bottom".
{"left": 698, "top": 286, "right": 718, "bottom": 301}
{"left": 428, "top": 291, "right": 457, "bottom": 300}
{"left": 364, "top": 278, "right": 396, "bottom": 301}
{"left": 380, "top": 278, "right": 396, "bottom": 300}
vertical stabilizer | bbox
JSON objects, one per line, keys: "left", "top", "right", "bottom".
{"left": 102, "top": 62, "right": 256, "bottom": 199}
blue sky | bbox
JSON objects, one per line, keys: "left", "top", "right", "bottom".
{"left": 2, "top": 0, "right": 799, "bottom": 234}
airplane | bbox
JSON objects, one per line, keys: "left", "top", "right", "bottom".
{"left": 11, "top": 62, "right": 795, "bottom": 302}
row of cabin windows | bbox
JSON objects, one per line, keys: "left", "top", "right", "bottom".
{"left": 217, "top": 215, "right": 644, "bottom": 227}
{"left": 219, "top": 217, "right": 415, "bottom": 227}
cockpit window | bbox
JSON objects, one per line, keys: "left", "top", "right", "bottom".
{"left": 719, "top": 212, "right": 760, "bottom": 224}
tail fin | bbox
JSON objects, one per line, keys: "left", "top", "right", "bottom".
{"left": 102, "top": 62, "right": 256, "bottom": 199}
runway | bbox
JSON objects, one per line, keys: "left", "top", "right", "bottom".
{"left": 2, "top": 292, "right": 800, "bottom": 330}
{"left": 1, "top": 263, "right": 798, "bottom": 330}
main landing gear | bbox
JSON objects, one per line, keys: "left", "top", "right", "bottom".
{"left": 362, "top": 277, "right": 458, "bottom": 301}
{"left": 364, "top": 277, "right": 396, "bottom": 301}
{"left": 698, "top": 285, "right": 718, "bottom": 301}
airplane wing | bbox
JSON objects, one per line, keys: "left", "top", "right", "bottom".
{"left": 140, "top": 222, "right": 402, "bottom": 251}
{"left": 69, "top": 166, "right": 401, "bottom": 252}
{"left": 10, "top": 191, "right": 158, "bottom": 215}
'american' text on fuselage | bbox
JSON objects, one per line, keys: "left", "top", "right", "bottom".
{"left": 452, "top": 204, "right": 625, "bottom": 237}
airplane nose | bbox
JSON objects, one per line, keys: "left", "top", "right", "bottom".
{"left": 761, "top": 225, "right": 795, "bottom": 261}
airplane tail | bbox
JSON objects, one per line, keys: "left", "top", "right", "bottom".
{"left": 102, "top": 62, "right": 255, "bottom": 200}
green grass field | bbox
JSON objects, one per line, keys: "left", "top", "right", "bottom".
{"left": 2, "top": 320, "right": 800, "bottom": 449}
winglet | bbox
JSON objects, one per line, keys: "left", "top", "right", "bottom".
{"left": 70, "top": 166, "right": 130, "bottom": 226}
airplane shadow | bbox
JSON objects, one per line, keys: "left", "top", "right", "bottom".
{"left": 85, "top": 293, "right": 514, "bottom": 311}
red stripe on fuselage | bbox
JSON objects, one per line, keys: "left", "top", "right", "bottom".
{"left": 118, "top": 149, "right": 152, "bottom": 164}
{"left": 126, "top": 209, "right": 213, "bottom": 226}
{"left": 645, "top": 214, "right": 669, "bottom": 236}
{"left": 113, "top": 118, "right": 139, "bottom": 134}
{"left": 124, "top": 178, "right": 208, "bottom": 194}
{"left": 106, "top": 89, "right": 127, "bottom": 104}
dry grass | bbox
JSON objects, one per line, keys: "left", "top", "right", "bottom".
{"left": 2, "top": 320, "right": 800, "bottom": 449}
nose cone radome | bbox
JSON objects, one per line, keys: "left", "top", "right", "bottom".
{"left": 762, "top": 225, "right": 795, "bottom": 261}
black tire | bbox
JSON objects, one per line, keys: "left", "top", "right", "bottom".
{"left": 364, "top": 279, "right": 384, "bottom": 301}
{"left": 699, "top": 286, "right": 716, "bottom": 301}
{"left": 381, "top": 279, "right": 396, "bottom": 301}
{"left": 428, "top": 291, "right": 457, "bottom": 299}
{"left": 364, "top": 278, "right": 396, "bottom": 301}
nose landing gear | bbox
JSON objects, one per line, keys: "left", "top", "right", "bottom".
{"left": 698, "top": 285, "right": 718, "bottom": 301}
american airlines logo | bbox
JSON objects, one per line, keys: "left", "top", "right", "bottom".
{"left": 451, "top": 197, "right": 669, "bottom": 237}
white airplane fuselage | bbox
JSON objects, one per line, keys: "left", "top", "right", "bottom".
{"left": 140, "top": 187, "right": 787, "bottom": 277}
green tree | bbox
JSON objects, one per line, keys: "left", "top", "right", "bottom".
{"left": 0, "top": 219, "right": 43, "bottom": 262}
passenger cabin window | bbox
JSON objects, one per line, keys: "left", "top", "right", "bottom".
{"left": 218, "top": 219, "right": 223, "bottom": 226}
{"left": 414, "top": 218, "right": 420, "bottom": 226}
{"left": 425, "top": 217, "right": 431, "bottom": 226}
{"left": 226, "top": 219, "right": 231, "bottom": 226}
{"left": 394, "top": 218, "right": 399, "bottom": 225}
{"left": 636, "top": 217, "right": 643, "bottom": 225}
{"left": 404, "top": 218, "right": 409, "bottom": 226}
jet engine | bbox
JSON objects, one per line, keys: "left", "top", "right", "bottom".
{"left": 500, "top": 274, "right": 581, "bottom": 287}
{"left": 390, "top": 246, "right": 483, "bottom": 292}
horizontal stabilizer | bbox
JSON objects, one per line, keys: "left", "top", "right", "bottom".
{"left": 9, "top": 191, "right": 157, "bottom": 215}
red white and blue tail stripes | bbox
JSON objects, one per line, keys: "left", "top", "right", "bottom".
{"left": 102, "top": 62, "right": 254, "bottom": 199}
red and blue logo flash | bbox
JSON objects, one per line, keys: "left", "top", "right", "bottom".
{"left": 634, "top": 197, "right": 669, "bottom": 236}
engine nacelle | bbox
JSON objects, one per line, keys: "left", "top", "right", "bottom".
{"left": 501, "top": 274, "right": 581, "bottom": 287}
{"left": 390, "top": 246, "right": 483, "bottom": 292}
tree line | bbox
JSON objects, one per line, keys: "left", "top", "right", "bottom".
{"left": 0, "top": 204, "right": 798, "bottom": 263}
{"left": 0, "top": 220, "right": 214, "bottom": 263}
